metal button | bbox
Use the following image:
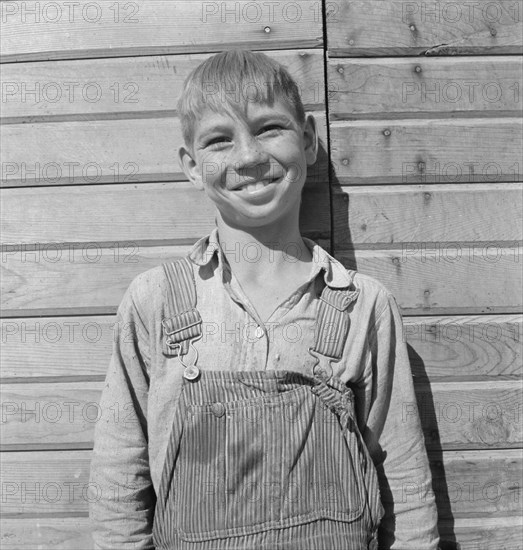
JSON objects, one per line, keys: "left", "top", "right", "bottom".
{"left": 255, "top": 326, "right": 264, "bottom": 338}
{"left": 183, "top": 365, "right": 200, "bottom": 381}
{"left": 211, "top": 403, "right": 225, "bottom": 417}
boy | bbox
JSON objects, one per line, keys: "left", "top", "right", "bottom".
{"left": 90, "top": 50, "right": 439, "bottom": 549}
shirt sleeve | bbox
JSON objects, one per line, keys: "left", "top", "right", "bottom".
{"left": 88, "top": 282, "right": 156, "bottom": 549}
{"left": 362, "top": 292, "right": 440, "bottom": 549}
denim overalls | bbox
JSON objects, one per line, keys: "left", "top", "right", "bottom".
{"left": 152, "top": 259, "right": 384, "bottom": 550}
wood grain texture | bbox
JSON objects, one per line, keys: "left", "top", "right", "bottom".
{"left": 327, "top": 56, "right": 523, "bottom": 119}
{"left": 328, "top": 0, "right": 523, "bottom": 56}
{"left": 1, "top": 181, "right": 331, "bottom": 245}
{"left": 0, "top": 517, "right": 93, "bottom": 550}
{"left": 2, "top": 516, "right": 521, "bottom": 549}
{"left": 405, "top": 315, "right": 522, "bottom": 381}
{"left": 414, "top": 380, "right": 522, "bottom": 450}
{"left": 0, "top": 383, "right": 102, "bottom": 450}
{"left": 338, "top": 247, "right": 522, "bottom": 315}
{"left": 0, "top": 316, "right": 114, "bottom": 381}
{"left": 2, "top": 315, "right": 520, "bottom": 382}
{"left": 439, "top": 516, "right": 523, "bottom": 549}
{"left": 2, "top": 381, "right": 520, "bottom": 450}
{"left": 1, "top": 50, "right": 325, "bottom": 120}
{"left": 0, "top": 1, "right": 323, "bottom": 62}
{"left": 428, "top": 449, "right": 522, "bottom": 519}
{"left": 1, "top": 114, "right": 328, "bottom": 187}
{"left": 330, "top": 118, "right": 523, "bottom": 184}
{"left": 0, "top": 451, "right": 93, "bottom": 516}
{"left": 333, "top": 183, "right": 523, "bottom": 247}
{"left": 0, "top": 245, "right": 191, "bottom": 316}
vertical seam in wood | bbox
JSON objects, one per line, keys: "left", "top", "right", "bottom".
{"left": 320, "top": 0, "right": 334, "bottom": 255}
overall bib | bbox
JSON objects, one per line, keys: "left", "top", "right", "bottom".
{"left": 153, "top": 259, "right": 384, "bottom": 550}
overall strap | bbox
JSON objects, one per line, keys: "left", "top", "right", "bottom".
{"left": 309, "top": 284, "right": 360, "bottom": 381}
{"left": 161, "top": 257, "right": 202, "bottom": 358}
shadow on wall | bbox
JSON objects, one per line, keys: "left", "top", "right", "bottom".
{"left": 408, "top": 345, "right": 457, "bottom": 550}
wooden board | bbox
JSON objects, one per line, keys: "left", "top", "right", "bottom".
{"left": 428, "top": 449, "right": 522, "bottom": 518}
{"left": 0, "top": 316, "right": 114, "bottom": 382}
{"left": 328, "top": 0, "right": 523, "bottom": 56}
{"left": 1, "top": 114, "right": 328, "bottom": 187}
{"left": 333, "top": 183, "right": 523, "bottom": 247}
{"left": 0, "top": 383, "right": 102, "bottom": 450}
{"left": 1, "top": 448, "right": 520, "bottom": 516}
{"left": 414, "top": 380, "right": 522, "bottom": 450}
{"left": 1, "top": 50, "right": 325, "bottom": 120}
{"left": 0, "top": 451, "right": 93, "bottom": 516}
{"left": 1, "top": 181, "right": 331, "bottom": 245}
{"left": 405, "top": 315, "right": 522, "bottom": 381}
{"left": 3, "top": 244, "right": 521, "bottom": 316}
{"left": 330, "top": 118, "right": 523, "bottom": 184}
{"left": 0, "top": 245, "right": 191, "bottom": 316}
{"left": 0, "top": 517, "right": 93, "bottom": 550}
{"left": 327, "top": 56, "right": 523, "bottom": 119}
{"left": 2, "top": 315, "right": 520, "bottom": 383}
{"left": 439, "top": 516, "right": 523, "bottom": 549}
{"left": 0, "top": 1, "right": 323, "bottom": 62}
{"left": 2, "top": 381, "right": 520, "bottom": 450}
{"left": 338, "top": 247, "right": 522, "bottom": 315}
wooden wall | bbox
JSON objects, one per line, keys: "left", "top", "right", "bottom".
{"left": 326, "top": 1, "right": 523, "bottom": 547}
{"left": 1, "top": 1, "right": 521, "bottom": 548}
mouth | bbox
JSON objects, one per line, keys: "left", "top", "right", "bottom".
{"left": 232, "top": 176, "right": 282, "bottom": 195}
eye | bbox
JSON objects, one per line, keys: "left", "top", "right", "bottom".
{"left": 258, "top": 124, "right": 284, "bottom": 135}
{"left": 205, "top": 136, "right": 230, "bottom": 148}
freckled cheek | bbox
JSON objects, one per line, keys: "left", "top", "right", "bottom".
{"left": 200, "top": 156, "right": 228, "bottom": 189}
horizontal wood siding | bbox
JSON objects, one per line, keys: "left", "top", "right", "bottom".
{"left": 328, "top": 0, "right": 523, "bottom": 57}
{"left": 0, "top": 7, "right": 331, "bottom": 547}
{"left": 0, "top": 1, "right": 323, "bottom": 61}
{"left": 1, "top": 0, "right": 521, "bottom": 547}
{"left": 327, "top": 1, "right": 523, "bottom": 548}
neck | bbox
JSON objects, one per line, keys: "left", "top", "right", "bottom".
{"left": 215, "top": 211, "right": 312, "bottom": 278}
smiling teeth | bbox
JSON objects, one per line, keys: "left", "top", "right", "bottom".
{"left": 243, "top": 181, "right": 269, "bottom": 193}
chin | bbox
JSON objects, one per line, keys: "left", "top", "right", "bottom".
{"left": 221, "top": 207, "right": 284, "bottom": 229}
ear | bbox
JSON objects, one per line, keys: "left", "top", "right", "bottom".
{"left": 178, "top": 145, "right": 204, "bottom": 190}
{"left": 303, "top": 114, "right": 318, "bottom": 166}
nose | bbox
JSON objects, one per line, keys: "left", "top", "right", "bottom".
{"left": 231, "top": 133, "right": 268, "bottom": 171}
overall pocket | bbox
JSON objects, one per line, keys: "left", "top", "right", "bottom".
{"left": 173, "top": 386, "right": 367, "bottom": 542}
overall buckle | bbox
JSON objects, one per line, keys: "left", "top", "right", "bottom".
{"left": 308, "top": 348, "right": 334, "bottom": 382}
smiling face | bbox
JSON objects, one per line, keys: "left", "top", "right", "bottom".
{"left": 178, "top": 100, "right": 318, "bottom": 230}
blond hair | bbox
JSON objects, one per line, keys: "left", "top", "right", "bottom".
{"left": 178, "top": 50, "right": 306, "bottom": 147}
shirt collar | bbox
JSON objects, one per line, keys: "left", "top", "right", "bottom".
{"left": 188, "top": 228, "right": 354, "bottom": 289}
